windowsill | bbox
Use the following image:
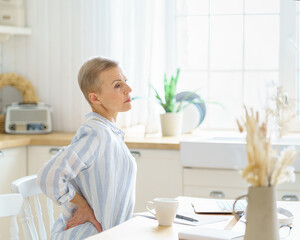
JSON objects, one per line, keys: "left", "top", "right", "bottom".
{"left": 122, "top": 124, "right": 300, "bottom": 142}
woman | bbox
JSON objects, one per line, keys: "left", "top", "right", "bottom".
{"left": 37, "top": 57, "right": 137, "bottom": 239}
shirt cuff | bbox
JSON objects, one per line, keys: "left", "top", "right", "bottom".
{"left": 56, "top": 185, "right": 76, "bottom": 205}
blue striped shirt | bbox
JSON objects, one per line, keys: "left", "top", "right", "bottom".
{"left": 37, "top": 112, "right": 137, "bottom": 240}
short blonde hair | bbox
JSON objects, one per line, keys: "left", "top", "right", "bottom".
{"left": 78, "top": 57, "right": 118, "bottom": 104}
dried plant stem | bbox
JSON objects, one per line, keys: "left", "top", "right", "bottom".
{"left": 237, "top": 86, "right": 297, "bottom": 187}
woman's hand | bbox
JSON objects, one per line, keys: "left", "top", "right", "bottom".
{"left": 64, "top": 193, "right": 102, "bottom": 232}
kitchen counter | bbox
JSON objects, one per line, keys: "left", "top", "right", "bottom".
{"left": 0, "top": 132, "right": 183, "bottom": 150}
{"left": 0, "top": 130, "right": 241, "bottom": 150}
{"left": 1, "top": 130, "right": 299, "bottom": 150}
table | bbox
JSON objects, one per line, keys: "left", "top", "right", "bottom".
{"left": 85, "top": 197, "right": 300, "bottom": 240}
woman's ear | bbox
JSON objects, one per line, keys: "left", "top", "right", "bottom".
{"left": 89, "top": 92, "right": 102, "bottom": 105}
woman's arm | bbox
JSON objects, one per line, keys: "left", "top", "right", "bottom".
{"left": 64, "top": 193, "right": 102, "bottom": 232}
{"left": 37, "top": 127, "right": 98, "bottom": 205}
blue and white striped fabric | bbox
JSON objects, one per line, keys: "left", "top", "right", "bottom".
{"left": 37, "top": 112, "right": 137, "bottom": 240}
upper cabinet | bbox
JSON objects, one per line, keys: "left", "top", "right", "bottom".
{"left": 0, "top": 25, "right": 31, "bottom": 42}
{"left": 0, "top": 0, "right": 31, "bottom": 42}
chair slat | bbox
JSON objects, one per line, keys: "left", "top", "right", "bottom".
{"left": 19, "top": 208, "right": 36, "bottom": 240}
{"left": 24, "top": 198, "right": 39, "bottom": 240}
{"left": 34, "top": 195, "right": 47, "bottom": 240}
{"left": 47, "top": 198, "right": 54, "bottom": 230}
{"left": 11, "top": 175, "right": 55, "bottom": 240}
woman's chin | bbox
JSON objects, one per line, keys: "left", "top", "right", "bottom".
{"left": 121, "top": 104, "right": 132, "bottom": 112}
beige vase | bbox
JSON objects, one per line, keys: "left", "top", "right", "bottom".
{"left": 160, "top": 112, "right": 183, "bottom": 137}
{"left": 244, "top": 186, "right": 279, "bottom": 240}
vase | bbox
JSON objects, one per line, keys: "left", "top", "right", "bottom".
{"left": 160, "top": 112, "right": 183, "bottom": 137}
{"left": 244, "top": 186, "right": 279, "bottom": 240}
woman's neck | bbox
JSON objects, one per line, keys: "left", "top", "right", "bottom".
{"left": 92, "top": 106, "right": 117, "bottom": 123}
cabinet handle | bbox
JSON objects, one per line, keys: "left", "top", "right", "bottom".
{"left": 0, "top": 151, "right": 3, "bottom": 157}
{"left": 281, "top": 194, "right": 299, "bottom": 201}
{"left": 130, "top": 151, "right": 141, "bottom": 159}
{"left": 49, "top": 148, "right": 60, "bottom": 155}
{"left": 209, "top": 191, "right": 225, "bottom": 198}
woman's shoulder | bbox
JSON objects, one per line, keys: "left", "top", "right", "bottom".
{"left": 72, "top": 122, "right": 112, "bottom": 143}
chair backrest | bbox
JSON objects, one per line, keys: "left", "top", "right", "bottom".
{"left": 0, "top": 193, "right": 23, "bottom": 240}
{"left": 11, "top": 175, "right": 54, "bottom": 240}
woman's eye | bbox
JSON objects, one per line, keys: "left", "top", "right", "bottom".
{"left": 115, "top": 84, "right": 121, "bottom": 88}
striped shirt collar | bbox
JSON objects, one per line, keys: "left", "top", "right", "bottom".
{"left": 85, "top": 112, "right": 125, "bottom": 138}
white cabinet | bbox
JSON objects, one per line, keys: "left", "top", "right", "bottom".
{"left": 183, "top": 168, "right": 300, "bottom": 201}
{"left": 28, "top": 146, "right": 182, "bottom": 213}
{"left": 0, "top": 25, "right": 31, "bottom": 42}
{"left": 131, "top": 149, "right": 182, "bottom": 212}
{"left": 27, "top": 145, "right": 62, "bottom": 239}
{"left": 28, "top": 146, "right": 183, "bottom": 213}
{"left": 276, "top": 174, "right": 300, "bottom": 201}
{"left": 28, "top": 145, "right": 61, "bottom": 175}
{"left": 0, "top": 146, "right": 26, "bottom": 193}
{"left": 0, "top": 146, "right": 26, "bottom": 240}
{"left": 183, "top": 168, "right": 248, "bottom": 199}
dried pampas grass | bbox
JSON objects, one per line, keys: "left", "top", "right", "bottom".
{"left": 237, "top": 86, "right": 297, "bottom": 187}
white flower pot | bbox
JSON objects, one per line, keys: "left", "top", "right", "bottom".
{"left": 160, "top": 112, "right": 183, "bottom": 137}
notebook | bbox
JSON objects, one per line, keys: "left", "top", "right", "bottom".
{"left": 178, "top": 227, "right": 244, "bottom": 240}
{"left": 192, "top": 199, "right": 247, "bottom": 214}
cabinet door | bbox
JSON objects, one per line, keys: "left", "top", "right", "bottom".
{"left": 277, "top": 172, "right": 300, "bottom": 201}
{"left": 0, "top": 147, "right": 27, "bottom": 194}
{"left": 132, "top": 149, "right": 182, "bottom": 212}
{"left": 183, "top": 168, "right": 300, "bottom": 201}
{"left": 0, "top": 147, "right": 26, "bottom": 240}
{"left": 183, "top": 168, "right": 248, "bottom": 199}
{"left": 28, "top": 145, "right": 61, "bottom": 175}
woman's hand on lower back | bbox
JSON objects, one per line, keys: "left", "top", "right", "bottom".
{"left": 64, "top": 193, "right": 102, "bottom": 232}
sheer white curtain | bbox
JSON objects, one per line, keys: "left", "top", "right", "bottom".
{"left": 106, "top": 0, "right": 177, "bottom": 135}
{"left": 106, "top": 0, "right": 158, "bottom": 132}
{"left": 78, "top": 0, "right": 177, "bottom": 135}
{"left": 4, "top": 0, "right": 174, "bottom": 132}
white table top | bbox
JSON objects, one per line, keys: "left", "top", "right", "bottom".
{"left": 85, "top": 196, "right": 300, "bottom": 240}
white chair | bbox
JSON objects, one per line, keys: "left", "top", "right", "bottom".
{"left": 11, "top": 175, "right": 54, "bottom": 240}
{"left": 0, "top": 193, "right": 23, "bottom": 240}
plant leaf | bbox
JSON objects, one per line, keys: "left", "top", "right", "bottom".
{"left": 176, "top": 89, "right": 201, "bottom": 112}
{"left": 151, "top": 85, "right": 164, "bottom": 106}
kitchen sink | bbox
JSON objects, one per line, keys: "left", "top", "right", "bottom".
{"left": 180, "top": 136, "right": 300, "bottom": 171}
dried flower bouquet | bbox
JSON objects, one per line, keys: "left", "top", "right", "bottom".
{"left": 237, "top": 86, "right": 298, "bottom": 187}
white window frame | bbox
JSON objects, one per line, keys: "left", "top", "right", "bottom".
{"left": 279, "top": 0, "right": 300, "bottom": 132}
{"left": 174, "top": 0, "right": 300, "bottom": 132}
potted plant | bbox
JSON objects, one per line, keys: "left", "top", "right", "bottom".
{"left": 152, "top": 68, "right": 201, "bottom": 136}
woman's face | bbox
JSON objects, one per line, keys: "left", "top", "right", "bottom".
{"left": 93, "top": 66, "right": 132, "bottom": 118}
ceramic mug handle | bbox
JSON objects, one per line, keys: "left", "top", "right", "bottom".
{"left": 146, "top": 201, "right": 156, "bottom": 216}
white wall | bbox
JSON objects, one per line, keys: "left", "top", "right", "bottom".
{"left": 1, "top": 0, "right": 106, "bottom": 132}
{"left": 1, "top": 0, "right": 175, "bottom": 133}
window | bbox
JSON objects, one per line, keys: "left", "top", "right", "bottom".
{"left": 176, "top": 0, "right": 299, "bottom": 131}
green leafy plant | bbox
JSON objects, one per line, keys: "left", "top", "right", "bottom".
{"left": 152, "top": 69, "right": 180, "bottom": 112}
{"left": 152, "top": 68, "right": 201, "bottom": 113}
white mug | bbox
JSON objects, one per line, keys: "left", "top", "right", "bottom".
{"left": 146, "top": 198, "right": 179, "bottom": 226}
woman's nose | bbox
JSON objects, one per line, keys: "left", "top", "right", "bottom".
{"left": 125, "top": 82, "right": 132, "bottom": 93}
